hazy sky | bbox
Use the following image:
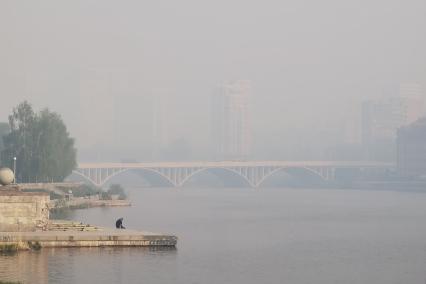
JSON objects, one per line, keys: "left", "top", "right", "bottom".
{"left": 1, "top": 0, "right": 425, "bottom": 161}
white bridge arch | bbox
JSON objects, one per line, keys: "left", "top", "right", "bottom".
{"left": 72, "top": 161, "right": 393, "bottom": 188}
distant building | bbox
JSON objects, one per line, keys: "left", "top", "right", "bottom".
{"left": 152, "top": 89, "right": 169, "bottom": 160}
{"left": 399, "top": 83, "right": 424, "bottom": 123}
{"left": 397, "top": 117, "right": 426, "bottom": 177}
{"left": 362, "top": 83, "right": 424, "bottom": 161}
{"left": 362, "top": 97, "right": 407, "bottom": 145}
{"left": 211, "top": 80, "right": 251, "bottom": 160}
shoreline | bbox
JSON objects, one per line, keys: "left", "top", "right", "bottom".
{"left": 0, "top": 220, "right": 177, "bottom": 252}
{"left": 50, "top": 196, "right": 131, "bottom": 210}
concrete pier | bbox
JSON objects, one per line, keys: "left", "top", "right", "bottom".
{"left": 0, "top": 187, "right": 177, "bottom": 250}
{"left": 0, "top": 227, "right": 177, "bottom": 250}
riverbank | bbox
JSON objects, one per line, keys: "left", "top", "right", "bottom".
{"left": 0, "top": 220, "right": 177, "bottom": 252}
{"left": 50, "top": 195, "right": 131, "bottom": 210}
{"left": 17, "top": 182, "right": 132, "bottom": 210}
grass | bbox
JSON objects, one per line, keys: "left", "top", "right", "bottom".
{"left": 0, "top": 244, "right": 18, "bottom": 254}
{"left": 28, "top": 241, "right": 41, "bottom": 251}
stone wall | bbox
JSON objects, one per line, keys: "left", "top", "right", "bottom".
{"left": 0, "top": 190, "right": 50, "bottom": 232}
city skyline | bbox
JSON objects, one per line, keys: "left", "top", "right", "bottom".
{"left": 1, "top": 79, "right": 425, "bottom": 162}
{"left": 1, "top": 0, "right": 426, "bottom": 162}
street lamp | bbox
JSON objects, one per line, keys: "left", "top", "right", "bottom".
{"left": 13, "top": 157, "right": 16, "bottom": 184}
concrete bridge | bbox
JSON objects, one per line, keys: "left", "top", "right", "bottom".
{"left": 73, "top": 161, "right": 394, "bottom": 188}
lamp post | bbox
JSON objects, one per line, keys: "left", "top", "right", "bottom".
{"left": 13, "top": 157, "right": 16, "bottom": 184}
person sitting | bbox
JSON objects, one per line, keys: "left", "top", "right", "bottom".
{"left": 115, "top": 217, "right": 126, "bottom": 229}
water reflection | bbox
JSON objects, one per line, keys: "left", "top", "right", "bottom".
{"left": 0, "top": 250, "right": 48, "bottom": 283}
{"left": 0, "top": 247, "right": 177, "bottom": 284}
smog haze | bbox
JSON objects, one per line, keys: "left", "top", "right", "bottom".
{"left": 1, "top": 0, "right": 425, "bottom": 162}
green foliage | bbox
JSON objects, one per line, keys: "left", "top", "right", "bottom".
{"left": 0, "top": 244, "right": 18, "bottom": 254}
{"left": 99, "top": 191, "right": 112, "bottom": 200}
{"left": 27, "top": 241, "right": 41, "bottom": 251}
{"left": 0, "top": 122, "right": 9, "bottom": 153}
{"left": 107, "top": 184, "right": 127, "bottom": 200}
{"left": 67, "top": 184, "right": 101, "bottom": 197}
{"left": 1, "top": 101, "right": 77, "bottom": 182}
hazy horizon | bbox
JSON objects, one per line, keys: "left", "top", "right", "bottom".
{"left": 1, "top": 0, "right": 425, "bottom": 162}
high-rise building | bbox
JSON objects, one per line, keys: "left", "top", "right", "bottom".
{"left": 362, "top": 97, "right": 406, "bottom": 144}
{"left": 397, "top": 117, "right": 426, "bottom": 177}
{"left": 211, "top": 80, "right": 251, "bottom": 160}
{"left": 362, "top": 83, "right": 424, "bottom": 161}
{"left": 399, "top": 83, "right": 424, "bottom": 124}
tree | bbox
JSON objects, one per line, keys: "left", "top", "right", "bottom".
{"left": 107, "top": 184, "right": 127, "bottom": 200}
{"left": 1, "top": 101, "right": 77, "bottom": 182}
{"left": 0, "top": 122, "right": 9, "bottom": 153}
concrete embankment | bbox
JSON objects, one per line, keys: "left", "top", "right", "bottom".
{"left": 50, "top": 196, "right": 131, "bottom": 210}
{"left": 0, "top": 230, "right": 177, "bottom": 249}
{"left": 0, "top": 221, "right": 177, "bottom": 251}
{"left": 0, "top": 188, "right": 176, "bottom": 251}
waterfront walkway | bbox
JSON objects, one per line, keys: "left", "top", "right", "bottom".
{"left": 0, "top": 221, "right": 177, "bottom": 249}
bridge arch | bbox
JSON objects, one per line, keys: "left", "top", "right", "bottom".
{"left": 178, "top": 167, "right": 254, "bottom": 187}
{"left": 255, "top": 167, "right": 328, "bottom": 187}
{"left": 72, "top": 168, "right": 176, "bottom": 187}
{"left": 130, "top": 168, "right": 175, "bottom": 187}
{"left": 71, "top": 170, "right": 104, "bottom": 187}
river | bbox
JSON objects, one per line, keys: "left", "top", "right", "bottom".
{"left": 1, "top": 187, "right": 426, "bottom": 283}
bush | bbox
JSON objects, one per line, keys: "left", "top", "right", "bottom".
{"left": 0, "top": 244, "right": 18, "bottom": 255}
{"left": 68, "top": 184, "right": 102, "bottom": 197}
{"left": 28, "top": 241, "right": 41, "bottom": 251}
{"left": 107, "top": 184, "right": 127, "bottom": 200}
{"left": 99, "top": 191, "right": 111, "bottom": 200}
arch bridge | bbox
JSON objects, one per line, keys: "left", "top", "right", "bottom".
{"left": 73, "top": 161, "right": 393, "bottom": 188}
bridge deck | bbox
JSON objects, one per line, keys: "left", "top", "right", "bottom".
{"left": 73, "top": 161, "right": 394, "bottom": 187}
{"left": 78, "top": 161, "right": 394, "bottom": 168}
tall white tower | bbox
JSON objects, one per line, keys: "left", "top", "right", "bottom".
{"left": 211, "top": 80, "right": 251, "bottom": 160}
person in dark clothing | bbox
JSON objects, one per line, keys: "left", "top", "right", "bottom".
{"left": 115, "top": 217, "right": 125, "bottom": 229}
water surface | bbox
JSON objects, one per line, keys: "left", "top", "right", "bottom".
{"left": 1, "top": 187, "right": 426, "bottom": 283}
